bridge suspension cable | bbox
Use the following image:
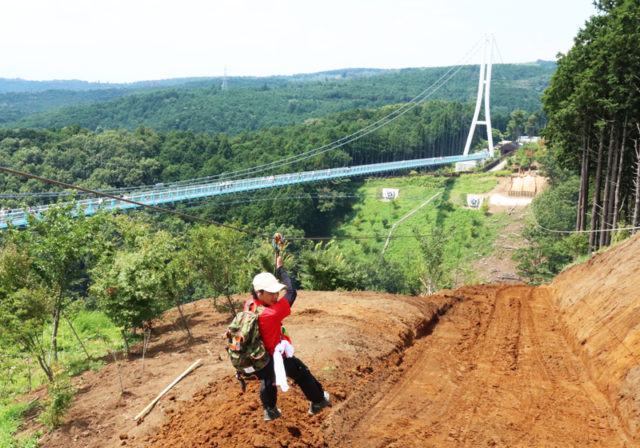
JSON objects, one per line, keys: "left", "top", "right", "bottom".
{"left": 0, "top": 164, "right": 451, "bottom": 241}
{"left": 180, "top": 39, "right": 485, "bottom": 184}
{"left": 12, "top": 37, "right": 485, "bottom": 199}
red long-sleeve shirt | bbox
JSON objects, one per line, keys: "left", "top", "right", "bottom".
{"left": 253, "top": 297, "right": 292, "bottom": 355}
{"left": 251, "top": 267, "right": 296, "bottom": 355}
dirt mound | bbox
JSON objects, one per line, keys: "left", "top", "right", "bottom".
{"left": 30, "top": 234, "right": 640, "bottom": 447}
{"left": 547, "top": 233, "right": 640, "bottom": 438}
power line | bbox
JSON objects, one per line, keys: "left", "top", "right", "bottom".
{"left": 0, "top": 165, "right": 268, "bottom": 239}
{"left": 0, "top": 165, "right": 445, "bottom": 243}
{"left": 6, "top": 38, "right": 485, "bottom": 197}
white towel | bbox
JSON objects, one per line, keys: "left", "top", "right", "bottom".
{"left": 273, "top": 340, "right": 295, "bottom": 392}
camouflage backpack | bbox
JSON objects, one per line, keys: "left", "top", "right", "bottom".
{"left": 224, "top": 300, "right": 271, "bottom": 376}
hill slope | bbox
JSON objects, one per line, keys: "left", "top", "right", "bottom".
{"left": 1, "top": 63, "right": 553, "bottom": 135}
{"left": 25, "top": 233, "right": 640, "bottom": 447}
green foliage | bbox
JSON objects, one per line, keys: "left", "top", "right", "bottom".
{"left": 0, "top": 244, "right": 53, "bottom": 381}
{"left": 513, "top": 176, "right": 586, "bottom": 284}
{"left": 38, "top": 366, "right": 74, "bottom": 429}
{"left": 358, "top": 256, "right": 409, "bottom": 294}
{"left": 299, "top": 241, "right": 365, "bottom": 291}
{"left": 0, "top": 403, "right": 30, "bottom": 446}
{"left": 0, "top": 63, "right": 554, "bottom": 135}
{"left": 188, "top": 225, "right": 249, "bottom": 312}
{"left": 330, "top": 174, "right": 501, "bottom": 293}
{"left": 90, "top": 219, "right": 172, "bottom": 334}
{"left": 4, "top": 202, "right": 107, "bottom": 363}
{"left": 0, "top": 401, "right": 41, "bottom": 448}
{"left": 506, "top": 109, "right": 527, "bottom": 141}
{"left": 414, "top": 227, "right": 449, "bottom": 295}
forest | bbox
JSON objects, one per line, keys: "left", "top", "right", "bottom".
{"left": 513, "top": 0, "right": 640, "bottom": 283}
{"left": 0, "top": 63, "right": 553, "bottom": 135}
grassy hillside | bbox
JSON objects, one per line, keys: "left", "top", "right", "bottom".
{"left": 330, "top": 172, "right": 513, "bottom": 291}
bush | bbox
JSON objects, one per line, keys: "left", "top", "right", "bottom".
{"left": 299, "top": 242, "right": 365, "bottom": 291}
{"left": 38, "top": 366, "right": 75, "bottom": 429}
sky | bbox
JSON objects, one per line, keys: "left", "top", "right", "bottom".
{"left": 0, "top": 0, "right": 598, "bottom": 83}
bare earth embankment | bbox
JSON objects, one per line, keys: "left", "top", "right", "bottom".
{"left": 30, "top": 233, "right": 640, "bottom": 447}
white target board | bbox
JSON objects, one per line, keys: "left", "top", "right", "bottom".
{"left": 467, "top": 194, "right": 484, "bottom": 208}
{"left": 382, "top": 188, "right": 399, "bottom": 200}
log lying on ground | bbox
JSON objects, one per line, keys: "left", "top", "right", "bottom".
{"left": 134, "top": 359, "right": 202, "bottom": 421}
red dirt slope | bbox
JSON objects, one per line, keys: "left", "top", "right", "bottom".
{"left": 32, "top": 233, "right": 640, "bottom": 447}
{"left": 546, "top": 233, "right": 640, "bottom": 438}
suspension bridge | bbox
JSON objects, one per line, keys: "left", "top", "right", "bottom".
{"left": 0, "top": 36, "right": 497, "bottom": 229}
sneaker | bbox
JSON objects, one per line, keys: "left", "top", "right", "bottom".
{"left": 264, "top": 406, "right": 282, "bottom": 421}
{"left": 308, "top": 391, "right": 331, "bottom": 415}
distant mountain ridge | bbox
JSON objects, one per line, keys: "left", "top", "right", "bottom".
{"left": 0, "top": 62, "right": 555, "bottom": 135}
{"left": 0, "top": 68, "right": 394, "bottom": 94}
{"left": 0, "top": 77, "right": 218, "bottom": 93}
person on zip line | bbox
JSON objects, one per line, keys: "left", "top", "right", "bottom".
{"left": 250, "top": 255, "right": 330, "bottom": 421}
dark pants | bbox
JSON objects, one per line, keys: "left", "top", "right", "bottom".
{"left": 255, "top": 356, "right": 324, "bottom": 409}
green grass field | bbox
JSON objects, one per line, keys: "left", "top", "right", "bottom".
{"left": 332, "top": 173, "right": 513, "bottom": 290}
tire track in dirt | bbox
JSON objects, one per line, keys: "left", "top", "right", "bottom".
{"left": 456, "top": 285, "right": 524, "bottom": 446}
{"left": 339, "top": 284, "right": 629, "bottom": 447}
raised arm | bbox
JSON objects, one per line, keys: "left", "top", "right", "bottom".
{"left": 276, "top": 256, "right": 297, "bottom": 306}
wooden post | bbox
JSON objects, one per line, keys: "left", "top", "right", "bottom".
{"left": 111, "top": 350, "right": 124, "bottom": 395}
{"left": 63, "top": 312, "right": 92, "bottom": 361}
{"left": 141, "top": 328, "right": 150, "bottom": 373}
{"left": 134, "top": 359, "right": 201, "bottom": 421}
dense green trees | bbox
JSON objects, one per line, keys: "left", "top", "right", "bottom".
{"left": 90, "top": 218, "right": 184, "bottom": 352}
{"left": 0, "top": 244, "right": 52, "bottom": 380}
{"left": 6, "top": 203, "right": 106, "bottom": 363}
{"left": 506, "top": 110, "right": 527, "bottom": 141}
{"left": 512, "top": 0, "right": 640, "bottom": 283}
{"left": 0, "top": 63, "right": 553, "bottom": 135}
{"left": 0, "top": 99, "right": 484, "bottom": 239}
{"left": 543, "top": 0, "right": 640, "bottom": 251}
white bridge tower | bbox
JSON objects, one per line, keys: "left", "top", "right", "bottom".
{"left": 463, "top": 34, "right": 494, "bottom": 157}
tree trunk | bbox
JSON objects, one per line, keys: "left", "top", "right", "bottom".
{"left": 28, "top": 333, "right": 54, "bottom": 382}
{"left": 612, "top": 116, "right": 627, "bottom": 233}
{"left": 599, "top": 125, "right": 616, "bottom": 248}
{"left": 50, "top": 290, "right": 64, "bottom": 362}
{"left": 606, "top": 131, "right": 620, "bottom": 246}
{"left": 176, "top": 302, "right": 193, "bottom": 341}
{"left": 590, "top": 128, "right": 605, "bottom": 252}
{"left": 577, "top": 131, "right": 590, "bottom": 231}
{"left": 51, "top": 307, "right": 60, "bottom": 362}
{"left": 121, "top": 329, "right": 130, "bottom": 355}
{"left": 633, "top": 124, "right": 640, "bottom": 233}
{"left": 36, "top": 354, "right": 54, "bottom": 382}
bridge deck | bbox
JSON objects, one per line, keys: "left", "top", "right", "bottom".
{"left": 0, "top": 152, "right": 489, "bottom": 228}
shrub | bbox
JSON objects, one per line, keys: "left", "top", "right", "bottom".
{"left": 38, "top": 366, "right": 75, "bottom": 429}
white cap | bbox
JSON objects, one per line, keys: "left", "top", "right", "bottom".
{"left": 252, "top": 272, "right": 286, "bottom": 293}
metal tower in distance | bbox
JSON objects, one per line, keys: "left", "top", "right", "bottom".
{"left": 463, "top": 34, "right": 494, "bottom": 157}
{"left": 221, "top": 67, "right": 228, "bottom": 90}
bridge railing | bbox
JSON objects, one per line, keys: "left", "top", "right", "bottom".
{"left": 0, "top": 152, "right": 489, "bottom": 228}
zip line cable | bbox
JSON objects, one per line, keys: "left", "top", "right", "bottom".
{"left": 0, "top": 165, "right": 267, "bottom": 239}
{"left": 532, "top": 218, "right": 640, "bottom": 234}
{"left": 0, "top": 165, "right": 445, "bottom": 242}
{"left": 7, "top": 38, "right": 485, "bottom": 198}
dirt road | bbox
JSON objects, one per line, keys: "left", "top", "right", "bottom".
{"left": 335, "top": 285, "right": 627, "bottom": 447}
{"left": 130, "top": 285, "right": 630, "bottom": 447}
